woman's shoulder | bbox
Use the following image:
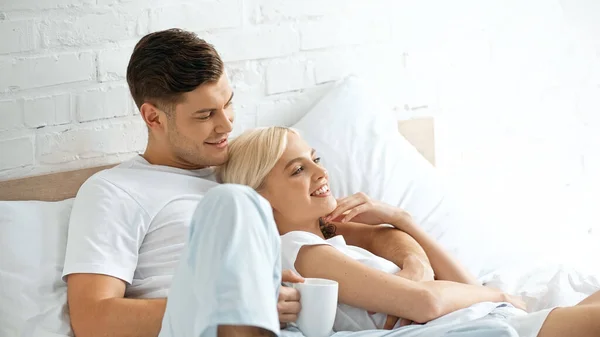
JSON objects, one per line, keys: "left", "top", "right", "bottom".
{"left": 280, "top": 231, "right": 350, "bottom": 249}
{"left": 280, "top": 231, "right": 336, "bottom": 272}
{"left": 281, "top": 230, "right": 327, "bottom": 244}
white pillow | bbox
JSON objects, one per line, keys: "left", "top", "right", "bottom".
{"left": 292, "top": 76, "right": 491, "bottom": 277}
{"left": 0, "top": 199, "right": 74, "bottom": 337}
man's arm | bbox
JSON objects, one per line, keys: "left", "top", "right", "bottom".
{"left": 63, "top": 178, "right": 164, "bottom": 337}
{"left": 390, "top": 213, "right": 480, "bottom": 285}
{"left": 67, "top": 273, "right": 303, "bottom": 337}
{"left": 334, "top": 221, "right": 433, "bottom": 279}
{"left": 67, "top": 274, "right": 165, "bottom": 337}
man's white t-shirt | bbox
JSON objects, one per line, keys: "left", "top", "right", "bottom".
{"left": 62, "top": 155, "right": 218, "bottom": 298}
{"left": 280, "top": 231, "right": 402, "bottom": 332}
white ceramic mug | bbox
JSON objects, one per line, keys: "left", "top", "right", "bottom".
{"left": 292, "top": 278, "right": 339, "bottom": 337}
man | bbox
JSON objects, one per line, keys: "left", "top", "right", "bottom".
{"left": 62, "top": 28, "right": 434, "bottom": 337}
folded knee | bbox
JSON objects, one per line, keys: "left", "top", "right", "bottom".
{"left": 205, "top": 183, "right": 257, "bottom": 202}
{"left": 192, "top": 184, "right": 274, "bottom": 231}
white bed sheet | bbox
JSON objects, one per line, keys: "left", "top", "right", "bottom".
{"left": 3, "top": 196, "right": 598, "bottom": 337}
{"left": 12, "top": 260, "right": 600, "bottom": 337}
{"left": 481, "top": 263, "right": 600, "bottom": 312}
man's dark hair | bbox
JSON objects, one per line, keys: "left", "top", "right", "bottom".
{"left": 126, "top": 28, "right": 224, "bottom": 113}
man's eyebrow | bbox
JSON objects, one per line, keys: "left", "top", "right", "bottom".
{"left": 193, "top": 92, "right": 235, "bottom": 114}
{"left": 284, "top": 149, "right": 316, "bottom": 170}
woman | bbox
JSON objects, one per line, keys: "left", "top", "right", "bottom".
{"left": 218, "top": 126, "right": 600, "bottom": 337}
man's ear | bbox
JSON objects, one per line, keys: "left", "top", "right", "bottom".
{"left": 140, "top": 103, "right": 168, "bottom": 133}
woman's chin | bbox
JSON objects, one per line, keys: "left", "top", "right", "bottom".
{"left": 322, "top": 196, "right": 337, "bottom": 215}
{"left": 309, "top": 195, "right": 337, "bottom": 219}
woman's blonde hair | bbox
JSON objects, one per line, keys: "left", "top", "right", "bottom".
{"left": 218, "top": 126, "right": 297, "bottom": 190}
{"left": 218, "top": 126, "right": 337, "bottom": 239}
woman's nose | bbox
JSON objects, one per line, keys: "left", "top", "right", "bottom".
{"left": 314, "top": 167, "right": 328, "bottom": 180}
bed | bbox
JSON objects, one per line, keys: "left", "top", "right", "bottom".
{"left": 0, "top": 77, "right": 598, "bottom": 337}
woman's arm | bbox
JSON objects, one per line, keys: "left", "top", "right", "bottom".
{"left": 325, "top": 193, "right": 480, "bottom": 286}
{"left": 295, "top": 244, "right": 517, "bottom": 324}
{"left": 390, "top": 213, "right": 480, "bottom": 285}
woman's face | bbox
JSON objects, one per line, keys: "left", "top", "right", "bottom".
{"left": 260, "top": 132, "right": 337, "bottom": 231}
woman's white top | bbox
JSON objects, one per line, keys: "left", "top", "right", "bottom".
{"left": 280, "top": 231, "right": 401, "bottom": 331}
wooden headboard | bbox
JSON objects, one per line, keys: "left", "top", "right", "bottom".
{"left": 0, "top": 118, "right": 435, "bottom": 201}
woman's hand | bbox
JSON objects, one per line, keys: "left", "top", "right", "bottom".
{"left": 502, "top": 293, "right": 528, "bottom": 312}
{"left": 324, "top": 192, "right": 410, "bottom": 227}
{"left": 485, "top": 286, "right": 527, "bottom": 312}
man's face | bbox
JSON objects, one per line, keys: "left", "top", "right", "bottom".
{"left": 163, "top": 74, "right": 234, "bottom": 169}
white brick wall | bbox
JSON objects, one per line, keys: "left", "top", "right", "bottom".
{"left": 24, "top": 94, "right": 71, "bottom": 127}
{"left": 266, "top": 57, "right": 314, "bottom": 95}
{"left": 0, "top": 136, "right": 34, "bottom": 170}
{"left": 0, "top": 20, "right": 37, "bottom": 54}
{"left": 36, "top": 118, "right": 146, "bottom": 164}
{"left": 149, "top": 0, "right": 243, "bottom": 32}
{"left": 40, "top": 10, "right": 149, "bottom": 48}
{"left": 97, "top": 45, "right": 134, "bottom": 82}
{"left": 76, "top": 85, "right": 131, "bottom": 122}
{"left": 257, "top": 84, "right": 332, "bottom": 127}
{"left": 0, "top": 0, "right": 94, "bottom": 11}
{"left": 203, "top": 24, "right": 299, "bottom": 62}
{"left": 0, "top": 0, "right": 599, "bottom": 242}
{"left": 0, "top": 52, "right": 95, "bottom": 91}
{"left": 0, "top": 100, "right": 23, "bottom": 131}
{"left": 299, "top": 18, "right": 391, "bottom": 51}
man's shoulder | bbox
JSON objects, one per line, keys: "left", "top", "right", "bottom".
{"left": 73, "top": 168, "right": 145, "bottom": 214}
{"left": 75, "top": 157, "right": 218, "bottom": 214}
{"left": 83, "top": 157, "right": 214, "bottom": 191}
{"left": 78, "top": 161, "right": 143, "bottom": 196}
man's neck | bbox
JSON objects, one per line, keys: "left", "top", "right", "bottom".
{"left": 142, "top": 144, "right": 208, "bottom": 170}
